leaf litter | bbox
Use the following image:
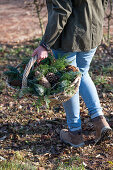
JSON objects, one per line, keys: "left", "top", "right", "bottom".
{"left": 0, "top": 41, "right": 113, "bottom": 169}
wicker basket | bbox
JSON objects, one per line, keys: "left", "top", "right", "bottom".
{"left": 6, "top": 55, "right": 81, "bottom": 105}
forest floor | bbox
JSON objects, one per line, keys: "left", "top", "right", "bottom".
{"left": 0, "top": 0, "right": 47, "bottom": 43}
{"left": 0, "top": 39, "right": 113, "bottom": 170}
{"left": 0, "top": 0, "right": 113, "bottom": 169}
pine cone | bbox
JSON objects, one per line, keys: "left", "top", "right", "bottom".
{"left": 39, "top": 77, "right": 51, "bottom": 88}
{"left": 35, "top": 71, "right": 51, "bottom": 88}
{"left": 46, "top": 72, "right": 59, "bottom": 85}
{"left": 35, "top": 70, "right": 41, "bottom": 77}
{"left": 66, "top": 65, "right": 79, "bottom": 72}
{"left": 9, "top": 79, "right": 22, "bottom": 87}
{"left": 22, "top": 64, "right": 26, "bottom": 70}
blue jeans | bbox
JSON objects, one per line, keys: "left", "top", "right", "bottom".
{"left": 52, "top": 48, "right": 103, "bottom": 131}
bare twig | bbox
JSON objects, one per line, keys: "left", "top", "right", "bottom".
{"left": 24, "top": 0, "right": 46, "bottom": 36}
{"left": 105, "top": 0, "right": 113, "bottom": 45}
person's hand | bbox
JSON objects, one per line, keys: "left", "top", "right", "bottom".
{"left": 32, "top": 45, "right": 48, "bottom": 64}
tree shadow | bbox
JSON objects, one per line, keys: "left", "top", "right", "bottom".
{"left": 0, "top": 117, "right": 68, "bottom": 155}
{"left": 0, "top": 115, "right": 107, "bottom": 154}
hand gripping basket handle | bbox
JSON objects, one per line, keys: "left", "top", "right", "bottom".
{"left": 21, "top": 55, "right": 38, "bottom": 89}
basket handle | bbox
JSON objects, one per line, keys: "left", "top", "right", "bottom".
{"left": 21, "top": 55, "right": 38, "bottom": 89}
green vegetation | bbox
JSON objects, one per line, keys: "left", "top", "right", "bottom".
{"left": 56, "top": 156, "right": 85, "bottom": 170}
{"left": 3, "top": 53, "right": 81, "bottom": 108}
{"left": 0, "top": 160, "right": 36, "bottom": 170}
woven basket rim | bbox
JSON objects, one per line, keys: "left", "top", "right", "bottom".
{"left": 49, "top": 76, "right": 80, "bottom": 97}
{"left": 6, "top": 78, "right": 20, "bottom": 90}
{"left": 6, "top": 74, "right": 81, "bottom": 97}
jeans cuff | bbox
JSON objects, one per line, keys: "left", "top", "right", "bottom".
{"left": 91, "top": 112, "right": 104, "bottom": 119}
{"left": 69, "top": 126, "right": 82, "bottom": 132}
{"left": 69, "top": 128, "right": 82, "bottom": 135}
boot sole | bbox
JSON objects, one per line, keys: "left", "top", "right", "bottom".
{"left": 68, "top": 141, "right": 85, "bottom": 148}
{"left": 95, "top": 127, "right": 112, "bottom": 145}
{"left": 61, "top": 138, "right": 85, "bottom": 148}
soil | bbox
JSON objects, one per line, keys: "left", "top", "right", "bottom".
{"left": 0, "top": 0, "right": 47, "bottom": 44}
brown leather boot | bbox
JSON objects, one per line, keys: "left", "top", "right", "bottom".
{"left": 60, "top": 129, "right": 85, "bottom": 148}
{"left": 92, "top": 116, "right": 112, "bottom": 144}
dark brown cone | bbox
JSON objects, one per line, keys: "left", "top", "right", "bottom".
{"left": 9, "top": 79, "right": 22, "bottom": 87}
{"left": 46, "top": 72, "right": 59, "bottom": 85}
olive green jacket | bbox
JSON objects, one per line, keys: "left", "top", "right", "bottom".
{"left": 41, "top": 0, "right": 108, "bottom": 52}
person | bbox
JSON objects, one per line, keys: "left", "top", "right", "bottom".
{"left": 32, "top": 0, "right": 112, "bottom": 147}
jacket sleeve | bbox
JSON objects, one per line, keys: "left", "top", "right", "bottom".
{"left": 40, "top": 0, "right": 72, "bottom": 48}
